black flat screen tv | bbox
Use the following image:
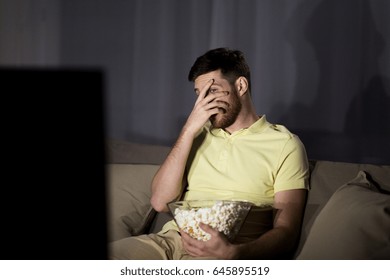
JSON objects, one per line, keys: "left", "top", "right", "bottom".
{"left": 0, "top": 68, "right": 107, "bottom": 260}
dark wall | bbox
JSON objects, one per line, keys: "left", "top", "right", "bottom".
{"left": 1, "top": 0, "right": 389, "bottom": 165}
{"left": 59, "top": 0, "right": 390, "bottom": 165}
{"left": 278, "top": 0, "right": 390, "bottom": 164}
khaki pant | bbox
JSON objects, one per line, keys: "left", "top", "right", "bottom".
{"left": 108, "top": 230, "right": 216, "bottom": 260}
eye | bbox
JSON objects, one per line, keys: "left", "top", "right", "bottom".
{"left": 208, "top": 88, "right": 218, "bottom": 94}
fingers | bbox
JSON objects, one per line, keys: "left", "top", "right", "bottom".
{"left": 199, "top": 223, "right": 220, "bottom": 237}
{"left": 197, "top": 79, "right": 214, "bottom": 100}
{"left": 204, "top": 91, "right": 228, "bottom": 103}
{"left": 181, "top": 224, "right": 226, "bottom": 257}
{"left": 196, "top": 80, "right": 227, "bottom": 104}
{"left": 197, "top": 92, "right": 228, "bottom": 114}
{"left": 192, "top": 92, "right": 228, "bottom": 121}
{"left": 185, "top": 80, "right": 228, "bottom": 136}
{"left": 180, "top": 229, "right": 206, "bottom": 257}
{"left": 199, "top": 222, "right": 213, "bottom": 232}
{"left": 180, "top": 230, "right": 199, "bottom": 255}
{"left": 204, "top": 99, "right": 229, "bottom": 115}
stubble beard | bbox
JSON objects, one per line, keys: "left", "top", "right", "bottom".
{"left": 210, "top": 89, "right": 242, "bottom": 129}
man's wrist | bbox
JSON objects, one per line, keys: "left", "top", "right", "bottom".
{"left": 226, "top": 243, "right": 243, "bottom": 260}
{"left": 181, "top": 124, "right": 201, "bottom": 140}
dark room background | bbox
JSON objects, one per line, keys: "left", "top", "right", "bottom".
{"left": 1, "top": 0, "right": 389, "bottom": 164}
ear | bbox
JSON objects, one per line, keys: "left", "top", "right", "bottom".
{"left": 235, "top": 77, "right": 249, "bottom": 96}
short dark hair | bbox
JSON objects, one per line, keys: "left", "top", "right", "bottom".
{"left": 188, "top": 48, "right": 251, "bottom": 91}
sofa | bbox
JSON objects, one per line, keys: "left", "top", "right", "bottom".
{"left": 105, "top": 138, "right": 390, "bottom": 259}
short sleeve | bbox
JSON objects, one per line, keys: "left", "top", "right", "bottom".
{"left": 273, "top": 135, "right": 310, "bottom": 193}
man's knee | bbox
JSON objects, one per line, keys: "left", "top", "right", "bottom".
{"left": 108, "top": 234, "right": 170, "bottom": 260}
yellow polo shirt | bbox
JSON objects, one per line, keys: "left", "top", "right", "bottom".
{"left": 161, "top": 115, "right": 309, "bottom": 233}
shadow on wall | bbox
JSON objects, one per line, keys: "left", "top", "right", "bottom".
{"left": 280, "top": 0, "right": 390, "bottom": 164}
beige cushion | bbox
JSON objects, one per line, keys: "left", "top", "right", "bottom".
{"left": 295, "top": 160, "right": 390, "bottom": 257}
{"left": 297, "top": 171, "right": 390, "bottom": 259}
{"left": 106, "top": 164, "right": 160, "bottom": 242}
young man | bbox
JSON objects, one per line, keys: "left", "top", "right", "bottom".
{"left": 109, "top": 48, "right": 309, "bottom": 259}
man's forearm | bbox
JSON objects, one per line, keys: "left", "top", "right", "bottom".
{"left": 233, "top": 226, "right": 298, "bottom": 259}
{"left": 232, "top": 190, "right": 306, "bottom": 259}
{"left": 150, "top": 128, "right": 196, "bottom": 212}
{"left": 151, "top": 78, "right": 223, "bottom": 212}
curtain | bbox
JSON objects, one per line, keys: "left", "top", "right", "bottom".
{"left": 2, "top": 0, "right": 389, "bottom": 163}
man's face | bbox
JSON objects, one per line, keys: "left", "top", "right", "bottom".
{"left": 194, "top": 70, "right": 242, "bottom": 129}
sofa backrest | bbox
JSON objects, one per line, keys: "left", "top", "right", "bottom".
{"left": 105, "top": 139, "right": 171, "bottom": 242}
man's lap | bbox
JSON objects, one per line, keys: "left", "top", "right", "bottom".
{"left": 108, "top": 230, "right": 216, "bottom": 260}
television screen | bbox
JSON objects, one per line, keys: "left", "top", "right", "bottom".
{"left": 0, "top": 68, "right": 107, "bottom": 260}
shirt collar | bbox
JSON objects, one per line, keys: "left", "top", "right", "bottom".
{"left": 210, "top": 115, "right": 269, "bottom": 137}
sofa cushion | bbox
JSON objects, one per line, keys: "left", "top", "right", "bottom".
{"left": 295, "top": 160, "right": 390, "bottom": 257}
{"left": 106, "top": 164, "right": 160, "bottom": 242}
{"left": 297, "top": 170, "right": 390, "bottom": 259}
